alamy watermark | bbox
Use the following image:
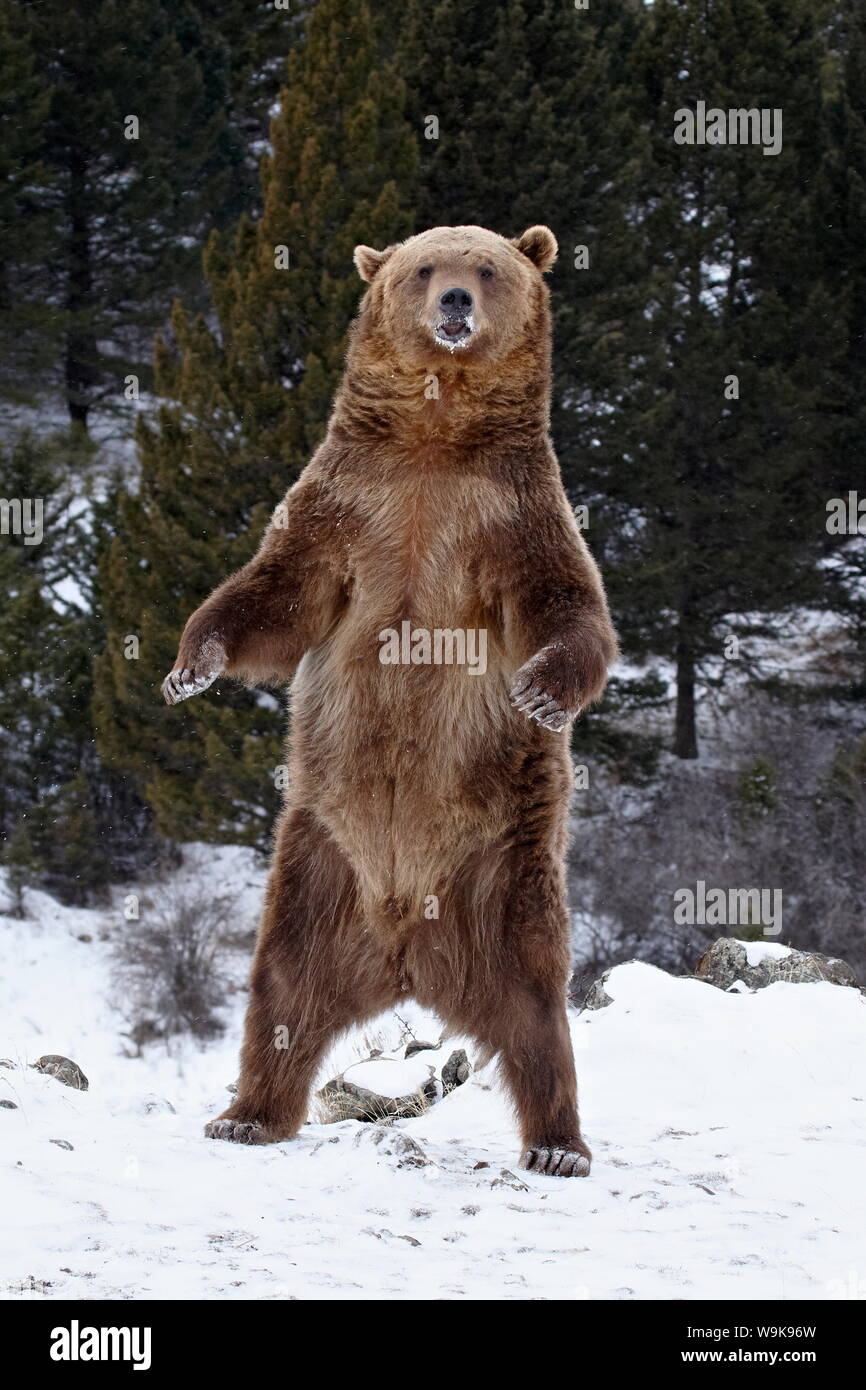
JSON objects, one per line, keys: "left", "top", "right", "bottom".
{"left": 0, "top": 497, "right": 43, "bottom": 545}
{"left": 674, "top": 880, "right": 783, "bottom": 936}
{"left": 674, "top": 101, "right": 783, "bottom": 157}
{"left": 378, "top": 621, "right": 487, "bottom": 674}
{"left": 50, "top": 1321, "right": 151, "bottom": 1370}
{"left": 826, "top": 491, "right": 866, "bottom": 535}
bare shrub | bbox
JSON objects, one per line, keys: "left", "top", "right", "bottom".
{"left": 113, "top": 887, "right": 234, "bottom": 1046}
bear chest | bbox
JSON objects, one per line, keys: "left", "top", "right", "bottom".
{"left": 349, "top": 470, "right": 509, "bottom": 616}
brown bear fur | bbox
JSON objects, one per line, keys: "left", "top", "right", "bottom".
{"left": 163, "top": 224, "right": 619, "bottom": 1176}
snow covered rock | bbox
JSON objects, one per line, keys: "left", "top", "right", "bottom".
{"left": 695, "top": 938, "right": 860, "bottom": 993}
{"left": 139, "top": 1093, "right": 177, "bottom": 1116}
{"left": 441, "top": 1049, "right": 470, "bottom": 1093}
{"left": 582, "top": 971, "right": 616, "bottom": 1010}
{"left": 354, "top": 1125, "right": 431, "bottom": 1168}
{"left": 318, "top": 1055, "right": 440, "bottom": 1122}
{"left": 582, "top": 939, "right": 861, "bottom": 1008}
{"left": 31, "top": 1055, "right": 89, "bottom": 1091}
{"left": 319, "top": 1046, "right": 471, "bottom": 1122}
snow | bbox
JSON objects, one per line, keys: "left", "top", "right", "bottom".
{"left": 2, "top": 854, "right": 865, "bottom": 1301}
{"left": 735, "top": 939, "right": 793, "bottom": 968}
{"left": 341, "top": 1057, "right": 436, "bottom": 1098}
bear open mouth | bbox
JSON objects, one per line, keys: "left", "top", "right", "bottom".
{"left": 434, "top": 315, "right": 474, "bottom": 349}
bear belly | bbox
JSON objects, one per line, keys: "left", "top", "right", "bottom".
{"left": 285, "top": 625, "right": 526, "bottom": 925}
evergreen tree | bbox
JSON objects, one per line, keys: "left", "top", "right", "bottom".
{"left": 583, "top": 0, "right": 837, "bottom": 757}
{"left": 94, "top": 0, "right": 417, "bottom": 847}
{"left": 0, "top": 434, "right": 79, "bottom": 834}
{"left": 0, "top": 431, "right": 127, "bottom": 902}
{"left": 0, "top": 0, "right": 54, "bottom": 409}
{"left": 1, "top": 817, "right": 39, "bottom": 917}
{"left": 815, "top": 0, "right": 866, "bottom": 689}
{"left": 15, "top": 0, "right": 281, "bottom": 429}
{"left": 399, "top": 0, "right": 650, "bottom": 494}
{"left": 214, "top": 0, "right": 303, "bottom": 159}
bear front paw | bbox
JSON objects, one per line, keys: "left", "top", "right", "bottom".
{"left": 510, "top": 679, "right": 573, "bottom": 731}
{"left": 510, "top": 646, "right": 579, "bottom": 732}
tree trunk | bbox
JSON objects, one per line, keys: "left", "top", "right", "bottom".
{"left": 674, "top": 636, "right": 698, "bottom": 760}
{"left": 64, "top": 146, "right": 96, "bottom": 431}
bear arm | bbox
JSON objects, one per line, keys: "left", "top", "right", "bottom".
{"left": 502, "top": 516, "right": 618, "bottom": 715}
{"left": 174, "top": 481, "right": 346, "bottom": 686}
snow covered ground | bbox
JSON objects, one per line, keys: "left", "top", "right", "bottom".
{"left": 1, "top": 847, "right": 865, "bottom": 1302}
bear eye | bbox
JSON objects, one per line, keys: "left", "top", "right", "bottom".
{"left": 418, "top": 265, "right": 433, "bottom": 279}
{"left": 479, "top": 267, "right": 494, "bottom": 281}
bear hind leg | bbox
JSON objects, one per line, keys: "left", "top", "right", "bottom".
{"left": 440, "top": 836, "right": 591, "bottom": 1176}
{"left": 205, "top": 809, "right": 398, "bottom": 1145}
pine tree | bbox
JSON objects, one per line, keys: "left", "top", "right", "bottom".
{"left": 18, "top": 0, "right": 272, "bottom": 430}
{"left": 399, "top": 0, "right": 650, "bottom": 493}
{"left": 0, "top": 0, "right": 54, "bottom": 408}
{"left": 0, "top": 430, "right": 126, "bottom": 901}
{"left": 94, "top": 0, "right": 417, "bottom": 847}
{"left": 213, "top": 0, "right": 303, "bottom": 165}
{"left": 42, "top": 771, "right": 112, "bottom": 905}
{"left": 1, "top": 817, "right": 39, "bottom": 917}
{"left": 815, "top": 0, "right": 866, "bottom": 690}
{"left": 582, "top": 0, "right": 837, "bottom": 757}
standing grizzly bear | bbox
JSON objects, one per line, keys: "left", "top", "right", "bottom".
{"left": 163, "top": 224, "right": 618, "bottom": 1176}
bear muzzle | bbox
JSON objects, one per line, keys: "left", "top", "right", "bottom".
{"left": 434, "top": 286, "right": 475, "bottom": 349}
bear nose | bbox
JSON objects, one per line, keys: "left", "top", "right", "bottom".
{"left": 438, "top": 287, "right": 473, "bottom": 315}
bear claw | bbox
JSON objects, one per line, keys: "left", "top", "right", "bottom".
{"left": 162, "top": 636, "right": 226, "bottom": 706}
{"left": 162, "top": 667, "right": 218, "bottom": 705}
{"left": 509, "top": 681, "right": 572, "bottom": 732}
{"left": 522, "top": 1146, "right": 591, "bottom": 1177}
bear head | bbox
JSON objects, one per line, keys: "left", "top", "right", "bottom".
{"left": 352, "top": 224, "right": 557, "bottom": 376}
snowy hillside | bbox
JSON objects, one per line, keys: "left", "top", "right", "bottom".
{"left": 1, "top": 851, "right": 865, "bottom": 1302}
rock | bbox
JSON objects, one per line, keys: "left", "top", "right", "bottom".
{"left": 49, "top": 1138, "right": 74, "bottom": 1151}
{"left": 318, "top": 1054, "right": 440, "bottom": 1123}
{"left": 582, "top": 970, "right": 615, "bottom": 1010}
{"left": 76, "top": 933, "right": 92, "bottom": 943}
{"left": 0, "top": 1059, "right": 15, "bottom": 1070}
{"left": 694, "top": 938, "right": 860, "bottom": 993}
{"left": 32, "top": 1055, "right": 89, "bottom": 1091}
{"left": 319, "top": 1043, "right": 473, "bottom": 1124}
{"left": 362, "top": 1225, "right": 422, "bottom": 1245}
{"left": 140, "top": 1094, "right": 176, "bottom": 1116}
{"left": 491, "top": 1168, "right": 530, "bottom": 1192}
{"left": 318, "top": 1076, "right": 435, "bottom": 1123}
{"left": 0, "top": 1099, "right": 17, "bottom": 1109}
{"left": 356, "top": 1126, "right": 430, "bottom": 1168}
{"left": 441, "top": 1049, "right": 470, "bottom": 1092}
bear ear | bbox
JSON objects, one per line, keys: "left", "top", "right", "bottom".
{"left": 353, "top": 243, "right": 396, "bottom": 283}
{"left": 512, "top": 225, "right": 558, "bottom": 273}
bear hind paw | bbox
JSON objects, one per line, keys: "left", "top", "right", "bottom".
{"left": 205, "top": 1116, "right": 269, "bottom": 1145}
{"left": 522, "top": 1146, "right": 591, "bottom": 1177}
